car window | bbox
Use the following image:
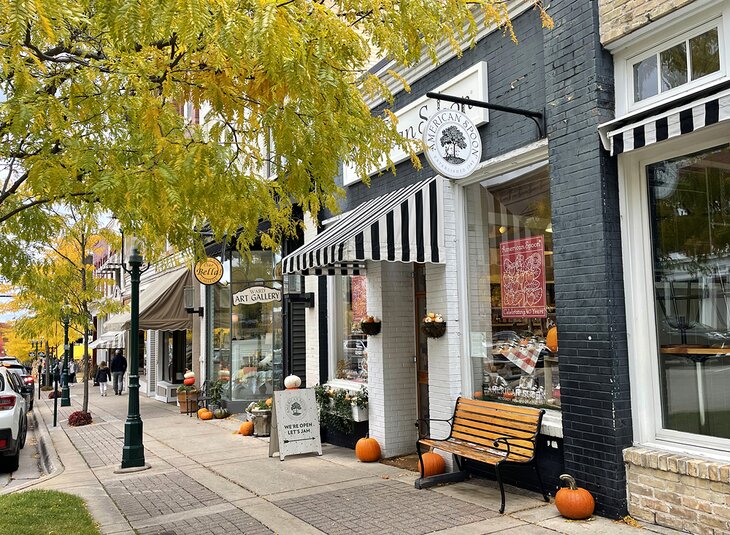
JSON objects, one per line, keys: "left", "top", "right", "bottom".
{"left": 6, "top": 373, "right": 21, "bottom": 393}
{"left": 0, "top": 374, "right": 4, "bottom": 391}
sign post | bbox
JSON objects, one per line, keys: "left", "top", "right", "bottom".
{"left": 269, "top": 389, "right": 322, "bottom": 461}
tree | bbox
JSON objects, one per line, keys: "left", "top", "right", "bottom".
{"left": 440, "top": 125, "right": 467, "bottom": 162}
{"left": 4, "top": 207, "right": 120, "bottom": 413}
{"left": 0, "top": 0, "right": 552, "bottom": 268}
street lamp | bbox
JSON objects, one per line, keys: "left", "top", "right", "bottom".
{"left": 120, "top": 247, "right": 149, "bottom": 470}
{"left": 60, "top": 304, "right": 72, "bottom": 407}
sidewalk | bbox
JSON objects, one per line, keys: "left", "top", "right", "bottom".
{"left": 25, "top": 384, "right": 677, "bottom": 535}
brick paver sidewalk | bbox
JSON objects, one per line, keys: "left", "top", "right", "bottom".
{"left": 30, "top": 384, "right": 678, "bottom": 535}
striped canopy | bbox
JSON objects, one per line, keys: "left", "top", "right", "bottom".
{"left": 603, "top": 87, "right": 730, "bottom": 156}
{"left": 282, "top": 176, "right": 444, "bottom": 275}
{"left": 88, "top": 330, "right": 126, "bottom": 349}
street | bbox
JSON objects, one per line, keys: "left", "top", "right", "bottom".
{"left": 0, "top": 411, "right": 43, "bottom": 490}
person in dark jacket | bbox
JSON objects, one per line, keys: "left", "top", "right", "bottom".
{"left": 110, "top": 349, "right": 127, "bottom": 395}
{"left": 95, "top": 361, "right": 112, "bottom": 396}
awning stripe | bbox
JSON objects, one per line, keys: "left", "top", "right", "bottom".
{"left": 605, "top": 88, "right": 730, "bottom": 156}
{"left": 282, "top": 176, "right": 444, "bottom": 275}
{"left": 88, "top": 330, "right": 126, "bottom": 349}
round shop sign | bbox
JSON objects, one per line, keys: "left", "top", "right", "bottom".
{"left": 423, "top": 108, "right": 482, "bottom": 179}
{"left": 194, "top": 257, "right": 224, "bottom": 285}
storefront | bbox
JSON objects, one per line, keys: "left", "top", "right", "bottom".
{"left": 599, "top": 1, "right": 730, "bottom": 531}
{"left": 282, "top": 0, "right": 630, "bottom": 516}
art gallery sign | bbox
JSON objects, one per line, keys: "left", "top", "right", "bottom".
{"left": 343, "top": 62, "right": 489, "bottom": 185}
{"left": 232, "top": 286, "right": 281, "bottom": 305}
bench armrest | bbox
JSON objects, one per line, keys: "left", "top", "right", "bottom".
{"left": 493, "top": 437, "right": 536, "bottom": 459}
{"left": 415, "top": 417, "right": 453, "bottom": 438}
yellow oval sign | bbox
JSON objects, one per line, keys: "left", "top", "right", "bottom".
{"left": 194, "top": 257, "right": 224, "bottom": 285}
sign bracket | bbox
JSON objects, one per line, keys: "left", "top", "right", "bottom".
{"left": 426, "top": 92, "right": 545, "bottom": 138}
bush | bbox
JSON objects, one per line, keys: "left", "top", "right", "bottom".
{"left": 67, "top": 411, "right": 92, "bottom": 427}
{"left": 47, "top": 390, "right": 60, "bottom": 399}
{"left": 40, "top": 385, "right": 53, "bottom": 392}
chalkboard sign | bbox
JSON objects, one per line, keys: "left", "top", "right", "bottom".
{"left": 268, "top": 389, "right": 322, "bottom": 461}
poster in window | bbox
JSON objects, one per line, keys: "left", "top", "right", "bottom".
{"left": 500, "top": 236, "right": 547, "bottom": 318}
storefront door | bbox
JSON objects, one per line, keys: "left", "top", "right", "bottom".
{"left": 414, "top": 264, "right": 429, "bottom": 422}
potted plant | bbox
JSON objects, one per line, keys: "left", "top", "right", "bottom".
{"left": 176, "top": 385, "right": 198, "bottom": 414}
{"left": 351, "top": 386, "right": 368, "bottom": 422}
{"left": 359, "top": 315, "right": 381, "bottom": 336}
{"left": 315, "top": 384, "right": 369, "bottom": 448}
{"left": 245, "top": 398, "right": 272, "bottom": 436}
{"left": 207, "top": 379, "right": 225, "bottom": 411}
{"left": 422, "top": 312, "right": 446, "bottom": 338}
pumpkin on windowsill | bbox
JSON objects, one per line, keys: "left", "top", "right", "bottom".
{"left": 555, "top": 474, "right": 595, "bottom": 520}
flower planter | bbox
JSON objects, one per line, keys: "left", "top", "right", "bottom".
{"left": 422, "top": 321, "right": 447, "bottom": 338}
{"left": 351, "top": 405, "right": 368, "bottom": 422}
{"left": 360, "top": 321, "right": 381, "bottom": 336}
{"left": 177, "top": 390, "right": 199, "bottom": 414}
{"left": 250, "top": 408, "right": 271, "bottom": 437}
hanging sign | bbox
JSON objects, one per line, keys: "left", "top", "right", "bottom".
{"left": 233, "top": 286, "right": 281, "bottom": 305}
{"left": 423, "top": 108, "right": 482, "bottom": 179}
{"left": 500, "top": 236, "right": 547, "bottom": 318}
{"left": 269, "top": 389, "right": 322, "bottom": 461}
{"left": 194, "top": 257, "right": 224, "bottom": 285}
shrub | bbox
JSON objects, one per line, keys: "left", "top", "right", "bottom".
{"left": 67, "top": 411, "right": 92, "bottom": 427}
{"left": 40, "top": 385, "right": 53, "bottom": 392}
{"left": 47, "top": 390, "right": 60, "bottom": 399}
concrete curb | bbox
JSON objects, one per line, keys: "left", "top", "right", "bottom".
{"left": 0, "top": 403, "right": 65, "bottom": 495}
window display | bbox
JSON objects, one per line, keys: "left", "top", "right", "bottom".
{"left": 466, "top": 165, "right": 560, "bottom": 409}
{"left": 333, "top": 275, "right": 368, "bottom": 384}
{"left": 648, "top": 145, "right": 730, "bottom": 439}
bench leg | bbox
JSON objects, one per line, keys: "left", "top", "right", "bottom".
{"left": 416, "top": 442, "right": 426, "bottom": 480}
{"left": 495, "top": 463, "right": 506, "bottom": 514}
{"left": 533, "top": 463, "right": 549, "bottom": 502}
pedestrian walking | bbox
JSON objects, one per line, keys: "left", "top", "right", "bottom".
{"left": 110, "top": 349, "right": 127, "bottom": 396}
{"left": 68, "top": 359, "right": 77, "bottom": 383}
{"left": 95, "top": 362, "right": 111, "bottom": 396}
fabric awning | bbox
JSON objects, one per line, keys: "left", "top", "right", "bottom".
{"left": 282, "top": 176, "right": 444, "bottom": 275}
{"left": 104, "top": 268, "right": 192, "bottom": 331}
{"left": 88, "top": 331, "right": 126, "bottom": 350}
{"left": 600, "top": 86, "right": 730, "bottom": 156}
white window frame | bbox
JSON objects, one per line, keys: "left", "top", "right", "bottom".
{"left": 326, "top": 275, "right": 368, "bottom": 391}
{"left": 619, "top": 123, "right": 730, "bottom": 457}
{"left": 612, "top": 1, "right": 730, "bottom": 116}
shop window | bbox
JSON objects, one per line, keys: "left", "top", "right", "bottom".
{"left": 648, "top": 144, "right": 730, "bottom": 440}
{"left": 465, "top": 166, "right": 560, "bottom": 409}
{"left": 330, "top": 275, "right": 368, "bottom": 384}
{"left": 631, "top": 25, "right": 721, "bottom": 104}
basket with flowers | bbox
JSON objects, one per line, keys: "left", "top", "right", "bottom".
{"left": 422, "top": 312, "right": 446, "bottom": 338}
{"left": 359, "top": 315, "right": 381, "bottom": 336}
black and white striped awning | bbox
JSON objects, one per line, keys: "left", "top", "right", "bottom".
{"left": 601, "top": 87, "right": 730, "bottom": 156}
{"left": 88, "top": 330, "right": 126, "bottom": 350}
{"left": 282, "top": 176, "right": 444, "bottom": 275}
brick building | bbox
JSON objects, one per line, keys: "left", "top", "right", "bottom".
{"left": 598, "top": 0, "right": 730, "bottom": 533}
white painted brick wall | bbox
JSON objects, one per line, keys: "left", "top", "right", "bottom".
{"left": 303, "top": 214, "right": 320, "bottom": 387}
{"left": 367, "top": 260, "right": 418, "bottom": 458}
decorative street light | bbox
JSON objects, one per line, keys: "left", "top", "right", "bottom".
{"left": 60, "top": 304, "right": 72, "bottom": 407}
{"left": 120, "top": 247, "right": 149, "bottom": 470}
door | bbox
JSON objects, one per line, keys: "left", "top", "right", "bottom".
{"left": 414, "top": 264, "right": 429, "bottom": 422}
{"left": 283, "top": 296, "right": 308, "bottom": 387}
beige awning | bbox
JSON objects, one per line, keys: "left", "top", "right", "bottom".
{"left": 104, "top": 268, "right": 192, "bottom": 331}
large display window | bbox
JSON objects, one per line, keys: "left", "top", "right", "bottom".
{"left": 648, "top": 144, "right": 730, "bottom": 440}
{"left": 465, "top": 165, "right": 560, "bottom": 409}
{"left": 329, "top": 275, "right": 368, "bottom": 385}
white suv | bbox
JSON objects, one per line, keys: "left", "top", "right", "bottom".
{"left": 0, "top": 367, "right": 28, "bottom": 472}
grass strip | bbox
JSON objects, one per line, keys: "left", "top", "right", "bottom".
{"left": 0, "top": 489, "right": 100, "bottom": 535}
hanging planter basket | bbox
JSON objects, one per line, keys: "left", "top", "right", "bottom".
{"left": 360, "top": 321, "right": 382, "bottom": 336}
{"left": 422, "top": 321, "right": 447, "bottom": 338}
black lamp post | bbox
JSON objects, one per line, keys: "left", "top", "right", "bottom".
{"left": 60, "top": 305, "right": 71, "bottom": 407}
{"left": 120, "top": 247, "right": 148, "bottom": 469}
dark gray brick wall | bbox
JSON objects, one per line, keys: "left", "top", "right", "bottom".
{"left": 544, "top": 0, "right": 631, "bottom": 519}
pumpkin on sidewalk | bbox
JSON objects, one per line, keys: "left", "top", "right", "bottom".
{"left": 418, "top": 452, "right": 446, "bottom": 477}
{"left": 355, "top": 437, "right": 381, "bottom": 462}
{"left": 237, "top": 421, "right": 254, "bottom": 436}
{"left": 555, "top": 474, "right": 595, "bottom": 520}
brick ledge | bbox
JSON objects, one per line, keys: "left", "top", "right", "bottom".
{"left": 624, "top": 446, "right": 730, "bottom": 483}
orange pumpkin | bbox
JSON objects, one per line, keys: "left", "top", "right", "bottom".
{"left": 418, "top": 452, "right": 446, "bottom": 477}
{"left": 183, "top": 377, "right": 195, "bottom": 386}
{"left": 473, "top": 391, "right": 483, "bottom": 399}
{"left": 238, "top": 421, "right": 254, "bottom": 436}
{"left": 197, "top": 408, "right": 209, "bottom": 418}
{"left": 555, "top": 474, "right": 594, "bottom": 520}
{"left": 546, "top": 327, "right": 558, "bottom": 353}
{"left": 265, "top": 398, "right": 272, "bottom": 407}
{"left": 355, "top": 437, "right": 381, "bottom": 462}
{"left": 199, "top": 410, "right": 214, "bottom": 421}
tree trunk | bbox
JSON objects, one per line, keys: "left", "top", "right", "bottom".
{"left": 81, "top": 233, "right": 90, "bottom": 414}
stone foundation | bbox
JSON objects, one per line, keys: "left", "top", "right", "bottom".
{"left": 624, "top": 447, "right": 730, "bottom": 535}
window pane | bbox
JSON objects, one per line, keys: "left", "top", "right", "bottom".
{"left": 690, "top": 28, "right": 720, "bottom": 80}
{"left": 336, "top": 276, "right": 368, "bottom": 383}
{"left": 660, "top": 42, "right": 687, "bottom": 92}
{"left": 634, "top": 55, "right": 658, "bottom": 101}
{"left": 466, "top": 166, "right": 560, "bottom": 410}
{"left": 648, "top": 145, "right": 730, "bottom": 439}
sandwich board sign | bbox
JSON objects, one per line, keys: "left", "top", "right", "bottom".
{"left": 268, "top": 388, "right": 322, "bottom": 461}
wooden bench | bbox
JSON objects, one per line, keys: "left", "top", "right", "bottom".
{"left": 416, "top": 397, "right": 548, "bottom": 513}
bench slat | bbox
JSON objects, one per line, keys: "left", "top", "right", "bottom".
{"left": 456, "top": 403, "right": 541, "bottom": 426}
{"left": 458, "top": 398, "right": 544, "bottom": 417}
{"left": 450, "top": 430, "right": 534, "bottom": 460}
{"left": 453, "top": 409, "right": 539, "bottom": 435}
{"left": 419, "top": 438, "right": 528, "bottom": 465}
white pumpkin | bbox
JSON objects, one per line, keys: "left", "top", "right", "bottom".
{"left": 284, "top": 374, "right": 302, "bottom": 389}
{"left": 184, "top": 371, "right": 195, "bottom": 379}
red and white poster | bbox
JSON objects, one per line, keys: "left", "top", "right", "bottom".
{"left": 499, "top": 236, "right": 547, "bottom": 318}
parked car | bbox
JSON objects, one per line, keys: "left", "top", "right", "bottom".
{"left": 1, "top": 363, "right": 34, "bottom": 411}
{"left": 0, "top": 367, "right": 28, "bottom": 472}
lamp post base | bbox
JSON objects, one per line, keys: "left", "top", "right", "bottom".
{"left": 114, "top": 463, "right": 151, "bottom": 474}
{"left": 121, "top": 419, "right": 146, "bottom": 469}
{"left": 60, "top": 385, "right": 70, "bottom": 407}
